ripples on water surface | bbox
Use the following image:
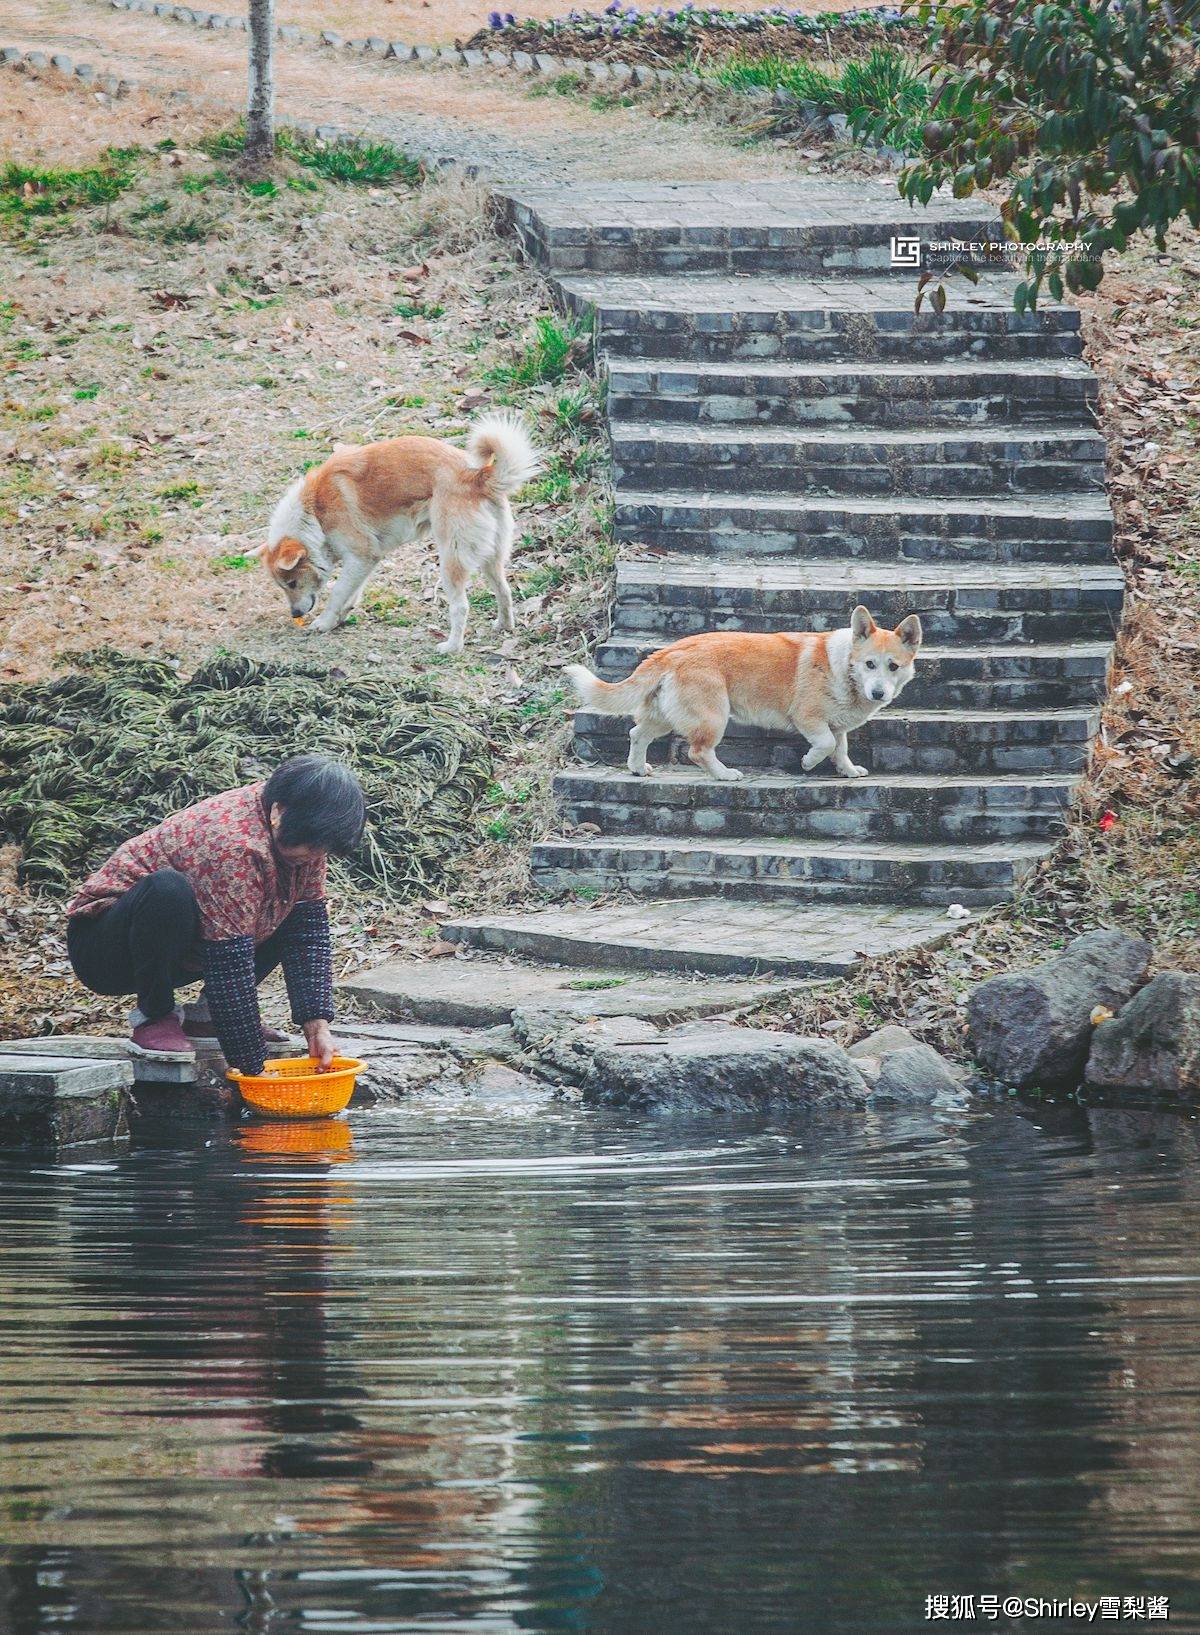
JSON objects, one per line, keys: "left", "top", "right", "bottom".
{"left": 1, "top": 1097, "right": 1199, "bottom": 1633}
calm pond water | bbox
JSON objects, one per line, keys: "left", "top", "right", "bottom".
{"left": 1, "top": 1095, "right": 1199, "bottom": 1634}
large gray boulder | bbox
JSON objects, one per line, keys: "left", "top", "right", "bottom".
{"left": 1085, "top": 971, "right": 1200, "bottom": 1097}
{"left": 966, "top": 929, "right": 1151, "bottom": 1090}
{"left": 582, "top": 1021, "right": 870, "bottom": 1112}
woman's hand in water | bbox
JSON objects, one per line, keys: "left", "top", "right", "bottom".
{"left": 303, "top": 1018, "right": 335, "bottom": 1071}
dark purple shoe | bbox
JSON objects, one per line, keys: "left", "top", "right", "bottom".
{"left": 131, "top": 1015, "right": 195, "bottom": 1056}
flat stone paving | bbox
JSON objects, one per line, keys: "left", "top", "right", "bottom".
{"left": 338, "top": 957, "right": 804, "bottom": 1026}
{"left": 504, "top": 180, "right": 1002, "bottom": 230}
{"left": 442, "top": 902, "right": 953, "bottom": 978}
{"left": 614, "top": 491, "right": 1113, "bottom": 522}
{"left": 1, "top": 1032, "right": 198, "bottom": 1083}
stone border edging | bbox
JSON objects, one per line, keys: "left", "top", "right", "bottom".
{"left": 0, "top": 41, "right": 138, "bottom": 97}
{"left": 95, "top": 0, "right": 843, "bottom": 139}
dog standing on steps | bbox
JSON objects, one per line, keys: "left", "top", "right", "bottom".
{"left": 259, "top": 412, "right": 540, "bottom": 651}
{"left": 565, "top": 607, "right": 922, "bottom": 781}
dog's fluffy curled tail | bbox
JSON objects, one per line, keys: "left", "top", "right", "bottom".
{"left": 466, "top": 411, "right": 541, "bottom": 496}
{"left": 564, "top": 662, "right": 653, "bottom": 716}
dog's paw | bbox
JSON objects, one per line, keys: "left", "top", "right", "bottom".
{"left": 306, "top": 615, "right": 337, "bottom": 635}
{"left": 627, "top": 762, "right": 654, "bottom": 778}
{"left": 801, "top": 751, "right": 826, "bottom": 773}
{"left": 493, "top": 615, "right": 516, "bottom": 633}
{"left": 436, "top": 637, "right": 465, "bottom": 656}
{"left": 714, "top": 766, "right": 744, "bottom": 783}
{"left": 838, "top": 761, "right": 869, "bottom": 779}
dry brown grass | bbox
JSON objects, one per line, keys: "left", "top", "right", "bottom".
{"left": 0, "top": 68, "right": 611, "bottom": 1037}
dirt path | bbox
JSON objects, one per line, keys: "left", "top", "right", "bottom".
{"left": 4, "top": 0, "right": 810, "bottom": 182}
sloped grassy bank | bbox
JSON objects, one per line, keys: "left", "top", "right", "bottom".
{"left": 0, "top": 650, "right": 504, "bottom": 898}
{"left": 0, "top": 69, "right": 611, "bottom": 1038}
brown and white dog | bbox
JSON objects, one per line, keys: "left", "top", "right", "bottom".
{"left": 565, "top": 606, "right": 922, "bottom": 781}
{"left": 259, "top": 413, "right": 540, "bottom": 651}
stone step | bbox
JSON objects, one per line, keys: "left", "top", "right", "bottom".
{"left": 573, "top": 705, "right": 1098, "bottom": 775}
{"left": 608, "top": 557, "right": 1125, "bottom": 646}
{"left": 554, "top": 766, "right": 1076, "bottom": 844}
{"left": 611, "top": 421, "right": 1107, "bottom": 499}
{"left": 338, "top": 956, "right": 799, "bottom": 1026}
{"left": 593, "top": 638, "right": 1113, "bottom": 710}
{"left": 557, "top": 273, "right": 1085, "bottom": 362}
{"left": 606, "top": 358, "right": 1099, "bottom": 428}
{"left": 613, "top": 490, "right": 1114, "bottom": 565}
{"left": 441, "top": 900, "right": 955, "bottom": 978}
{"left": 500, "top": 180, "right": 1002, "bottom": 276}
{"left": 530, "top": 833, "right": 1051, "bottom": 907}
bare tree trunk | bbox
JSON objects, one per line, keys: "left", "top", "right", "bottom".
{"left": 245, "top": 0, "right": 275, "bottom": 169}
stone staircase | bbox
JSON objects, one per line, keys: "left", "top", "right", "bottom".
{"left": 445, "top": 181, "right": 1122, "bottom": 979}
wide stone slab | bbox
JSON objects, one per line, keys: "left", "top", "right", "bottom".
{"left": 443, "top": 900, "right": 951, "bottom": 977}
{"left": 338, "top": 956, "right": 802, "bottom": 1026}
{"left": 0, "top": 1052, "right": 131, "bottom": 1149}
{"left": 2, "top": 1033, "right": 198, "bottom": 1084}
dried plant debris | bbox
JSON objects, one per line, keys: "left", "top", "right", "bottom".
{"left": 0, "top": 648, "right": 506, "bottom": 899}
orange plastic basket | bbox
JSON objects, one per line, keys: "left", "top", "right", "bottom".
{"left": 227, "top": 1055, "right": 365, "bottom": 1120}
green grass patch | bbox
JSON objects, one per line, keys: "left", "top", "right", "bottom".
{"left": 485, "top": 315, "right": 588, "bottom": 389}
{"left": 393, "top": 298, "right": 445, "bottom": 320}
{"left": 566, "top": 976, "right": 628, "bottom": 991}
{"left": 212, "top": 551, "right": 257, "bottom": 571}
{"left": 841, "top": 46, "right": 928, "bottom": 139}
{"left": 0, "top": 149, "right": 141, "bottom": 227}
{"left": 709, "top": 50, "right": 841, "bottom": 105}
{"left": 201, "top": 124, "right": 423, "bottom": 188}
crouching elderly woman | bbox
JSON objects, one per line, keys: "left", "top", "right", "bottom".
{"left": 64, "top": 755, "right": 366, "bottom": 1076}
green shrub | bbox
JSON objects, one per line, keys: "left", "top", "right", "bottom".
{"left": 840, "top": 46, "right": 928, "bottom": 134}
{"left": 886, "top": 0, "right": 1200, "bottom": 306}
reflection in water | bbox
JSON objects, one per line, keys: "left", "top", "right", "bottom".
{"left": 0, "top": 1100, "right": 1198, "bottom": 1632}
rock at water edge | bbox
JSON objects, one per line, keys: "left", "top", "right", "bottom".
{"left": 967, "top": 930, "right": 1151, "bottom": 1090}
{"left": 1085, "top": 971, "right": 1200, "bottom": 1097}
{"left": 582, "top": 1021, "right": 870, "bottom": 1111}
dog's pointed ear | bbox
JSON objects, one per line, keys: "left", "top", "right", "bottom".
{"left": 850, "top": 605, "right": 876, "bottom": 641}
{"left": 275, "top": 541, "right": 306, "bottom": 572}
{"left": 896, "top": 613, "right": 923, "bottom": 654}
